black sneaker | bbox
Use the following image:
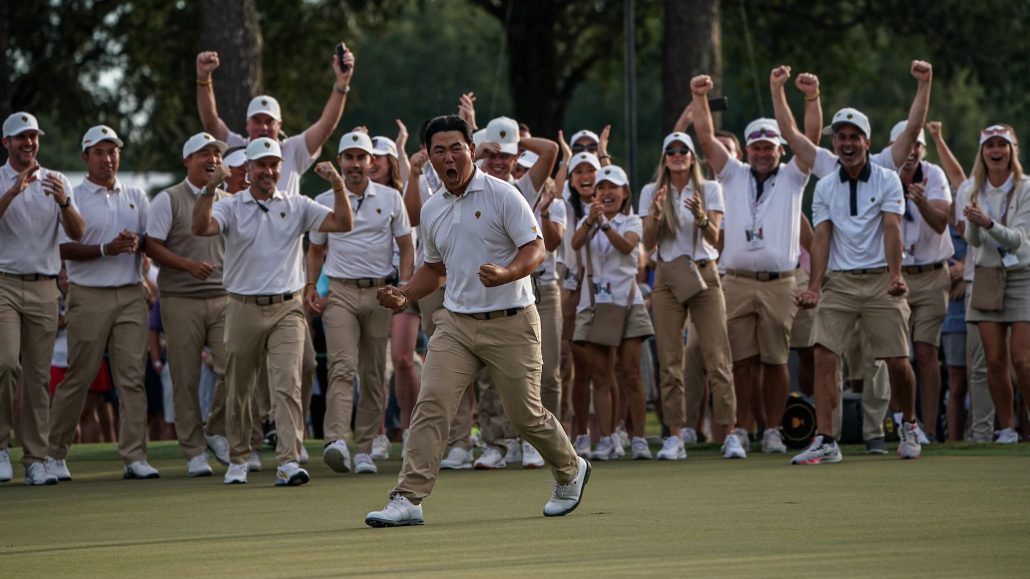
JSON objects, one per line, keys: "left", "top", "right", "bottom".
{"left": 865, "top": 436, "right": 888, "bottom": 455}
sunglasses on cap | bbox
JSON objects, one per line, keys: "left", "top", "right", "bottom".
{"left": 981, "top": 127, "right": 1010, "bottom": 138}
{"left": 747, "top": 128, "right": 780, "bottom": 141}
{"left": 571, "top": 143, "right": 598, "bottom": 154}
{"left": 664, "top": 146, "right": 692, "bottom": 156}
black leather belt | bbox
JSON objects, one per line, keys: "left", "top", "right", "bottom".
{"left": 902, "top": 261, "right": 946, "bottom": 275}
{"left": 0, "top": 272, "right": 57, "bottom": 281}
{"left": 231, "top": 292, "right": 295, "bottom": 306}
{"left": 337, "top": 277, "right": 389, "bottom": 288}
{"left": 461, "top": 306, "right": 526, "bottom": 321}
{"left": 833, "top": 267, "right": 889, "bottom": 275}
{"left": 725, "top": 268, "right": 795, "bottom": 282}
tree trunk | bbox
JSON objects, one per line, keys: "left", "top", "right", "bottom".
{"left": 662, "top": 0, "right": 721, "bottom": 133}
{"left": 505, "top": 0, "right": 563, "bottom": 138}
{"left": 198, "top": 0, "right": 263, "bottom": 136}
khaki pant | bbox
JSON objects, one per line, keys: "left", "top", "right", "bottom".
{"left": 0, "top": 276, "right": 59, "bottom": 466}
{"left": 652, "top": 262, "right": 735, "bottom": 429}
{"left": 536, "top": 281, "right": 563, "bottom": 417}
{"left": 225, "top": 296, "right": 306, "bottom": 465}
{"left": 322, "top": 280, "right": 391, "bottom": 452}
{"left": 965, "top": 289, "right": 994, "bottom": 440}
{"left": 394, "top": 307, "right": 578, "bottom": 501}
{"left": 161, "top": 295, "right": 228, "bottom": 459}
{"left": 251, "top": 323, "right": 316, "bottom": 449}
{"left": 49, "top": 284, "right": 149, "bottom": 463}
{"left": 683, "top": 322, "right": 707, "bottom": 429}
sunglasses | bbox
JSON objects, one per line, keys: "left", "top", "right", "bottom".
{"left": 664, "top": 146, "right": 692, "bottom": 156}
{"left": 571, "top": 143, "right": 598, "bottom": 153}
{"left": 981, "top": 126, "right": 1010, "bottom": 138}
{"left": 747, "top": 128, "right": 780, "bottom": 141}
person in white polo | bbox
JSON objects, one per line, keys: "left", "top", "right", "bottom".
{"left": 48, "top": 125, "right": 156, "bottom": 481}
{"left": 366, "top": 115, "right": 588, "bottom": 527}
{"left": 145, "top": 132, "right": 233, "bottom": 476}
{"left": 306, "top": 131, "right": 413, "bottom": 475}
{"left": 0, "top": 112, "right": 84, "bottom": 486}
{"left": 191, "top": 138, "right": 354, "bottom": 486}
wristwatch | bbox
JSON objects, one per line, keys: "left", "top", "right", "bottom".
{"left": 600, "top": 222, "right": 611, "bottom": 232}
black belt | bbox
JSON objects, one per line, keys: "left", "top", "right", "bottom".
{"left": 0, "top": 272, "right": 57, "bottom": 282}
{"left": 833, "top": 267, "right": 888, "bottom": 275}
{"left": 902, "top": 261, "right": 946, "bottom": 275}
{"left": 725, "top": 268, "right": 795, "bottom": 282}
{"left": 460, "top": 306, "right": 526, "bottom": 321}
{"left": 230, "top": 292, "right": 296, "bottom": 306}
{"left": 336, "top": 277, "right": 389, "bottom": 288}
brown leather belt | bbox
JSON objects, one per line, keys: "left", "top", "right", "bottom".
{"left": 902, "top": 261, "right": 946, "bottom": 275}
{"left": 336, "top": 277, "right": 389, "bottom": 288}
{"left": 230, "top": 292, "right": 296, "bottom": 306}
{"left": 724, "top": 268, "right": 795, "bottom": 282}
{"left": 833, "top": 267, "right": 889, "bottom": 275}
{"left": 460, "top": 306, "right": 526, "bottom": 321}
{"left": 0, "top": 272, "right": 57, "bottom": 282}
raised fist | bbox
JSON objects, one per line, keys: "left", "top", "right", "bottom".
{"left": 690, "top": 75, "right": 714, "bottom": 95}
{"left": 196, "top": 51, "right": 220, "bottom": 78}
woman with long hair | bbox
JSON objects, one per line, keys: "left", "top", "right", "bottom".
{"left": 961, "top": 124, "right": 1030, "bottom": 443}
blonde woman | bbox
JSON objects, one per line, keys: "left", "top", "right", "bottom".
{"left": 570, "top": 166, "right": 653, "bottom": 460}
{"left": 641, "top": 133, "right": 742, "bottom": 461}
{"left": 961, "top": 124, "right": 1030, "bottom": 443}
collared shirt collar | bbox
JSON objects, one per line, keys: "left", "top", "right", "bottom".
{"left": 983, "top": 173, "right": 1014, "bottom": 194}
{"left": 443, "top": 167, "right": 486, "bottom": 199}
{"left": 1, "top": 162, "right": 19, "bottom": 179}
{"left": 750, "top": 164, "right": 780, "bottom": 183}
{"left": 240, "top": 188, "right": 285, "bottom": 204}
{"left": 81, "top": 177, "right": 124, "bottom": 194}
{"left": 185, "top": 179, "right": 205, "bottom": 196}
{"left": 347, "top": 181, "right": 378, "bottom": 199}
{"left": 608, "top": 212, "right": 629, "bottom": 225}
{"left": 837, "top": 161, "right": 872, "bottom": 183}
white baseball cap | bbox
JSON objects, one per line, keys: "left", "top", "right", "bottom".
{"left": 569, "top": 129, "right": 599, "bottom": 146}
{"left": 3, "top": 112, "right": 44, "bottom": 137}
{"left": 517, "top": 150, "right": 538, "bottom": 169}
{"left": 888, "top": 121, "right": 925, "bottom": 145}
{"left": 371, "top": 136, "right": 398, "bottom": 158}
{"left": 247, "top": 96, "right": 282, "bottom": 121}
{"left": 181, "top": 132, "right": 227, "bottom": 160}
{"left": 472, "top": 128, "right": 487, "bottom": 147}
{"left": 596, "top": 165, "right": 629, "bottom": 187}
{"left": 826, "top": 107, "right": 871, "bottom": 139}
{"left": 484, "top": 116, "right": 520, "bottom": 155}
{"left": 569, "top": 152, "right": 601, "bottom": 172}
{"left": 337, "top": 131, "right": 375, "bottom": 155}
{"left": 246, "top": 137, "right": 283, "bottom": 161}
{"left": 979, "top": 124, "right": 1015, "bottom": 147}
{"left": 743, "top": 118, "right": 785, "bottom": 147}
{"left": 81, "top": 125, "right": 124, "bottom": 152}
{"left": 662, "top": 132, "right": 695, "bottom": 154}
{"left": 223, "top": 148, "right": 248, "bottom": 168}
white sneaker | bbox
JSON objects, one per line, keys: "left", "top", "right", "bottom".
{"left": 591, "top": 436, "right": 618, "bottom": 461}
{"left": 504, "top": 438, "right": 522, "bottom": 463}
{"left": 790, "top": 435, "right": 842, "bottom": 465}
{"left": 573, "top": 435, "right": 592, "bottom": 458}
{"left": 299, "top": 444, "right": 309, "bottom": 465}
{"left": 732, "top": 428, "right": 751, "bottom": 450}
{"left": 440, "top": 447, "right": 474, "bottom": 470}
{"left": 275, "top": 461, "right": 310, "bottom": 486}
{"left": 656, "top": 436, "right": 686, "bottom": 460}
{"left": 722, "top": 433, "right": 747, "bottom": 459}
{"left": 630, "top": 437, "right": 652, "bottom": 460}
{"left": 914, "top": 423, "right": 932, "bottom": 445}
{"left": 224, "top": 462, "right": 248, "bottom": 485}
{"left": 898, "top": 421, "right": 922, "bottom": 460}
{"left": 371, "top": 434, "right": 391, "bottom": 461}
{"left": 0, "top": 449, "right": 11, "bottom": 482}
{"left": 204, "top": 433, "right": 230, "bottom": 466}
{"left": 679, "top": 427, "right": 698, "bottom": 445}
{"left": 354, "top": 453, "right": 378, "bottom": 474}
{"left": 521, "top": 441, "right": 545, "bottom": 468}
{"left": 24, "top": 462, "right": 58, "bottom": 486}
{"left": 323, "top": 440, "right": 352, "bottom": 473}
{"left": 543, "top": 456, "right": 591, "bottom": 517}
{"left": 365, "top": 495, "right": 425, "bottom": 527}
{"left": 123, "top": 460, "right": 160, "bottom": 479}
{"left": 614, "top": 424, "right": 631, "bottom": 450}
{"left": 474, "top": 446, "right": 506, "bottom": 470}
{"left": 45, "top": 457, "right": 72, "bottom": 481}
{"left": 995, "top": 427, "right": 1019, "bottom": 444}
{"left": 186, "top": 453, "right": 213, "bottom": 477}
{"left": 246, "top": 450, "right": 263, "bottom": 472}
{"left": 761, "top": 429, "right": 788, "bottom": 454}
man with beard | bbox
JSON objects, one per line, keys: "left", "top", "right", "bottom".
{"left": 48, "top": 125, "right": 154, "bottom": 481}
{"left": 145, "top": 132, "right": 233, "bottom": 476}
{"left": 305, "top": 131, "right": 413, "bottom": 476}
{"left": 192, "top": 138, "right": 353, "bottom": 486}
{"left": 0, "top": 112, "right": 84, "bottom": 485}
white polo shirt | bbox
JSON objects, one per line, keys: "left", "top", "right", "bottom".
{"left": 420, "top": 168, "right": 540, "bottom": 313}
{"left": 147, "top": 179, "right": 204, "bottom": 240}
{"left": 414, "top": 175, "right": 437, "bottom": 268}
{"left": 60, "top": 178, "right": 148, "bottom": 287}
{"left": 557, "top": 197, "right": 591, "bottom": 289}
{"left": 0, "top": 163, "right": 76, "bottom": 276}
{"left": 812, "top": 162, "right": 906, "bottom": 271}
{"left": 309, "top": 180, "right": 411, "bottom": 279}
{"left": 898, "top": 161, "right": 954, "bottom": 265}
{"left": 510, "top": 172, "right": 566, "bottom": 284}
{"left": 212, "top": 188, "right": 331, "bottom": 295}
{"left": 638, "top": 180, "right": 724, "bottom": 262}
{"left": 575, "top": 212, "right": 644, "bottom": 312}
{"left": 225, "top": 131, "right": 318, "bottom": 197}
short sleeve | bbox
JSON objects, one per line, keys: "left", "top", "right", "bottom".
{"left": 300, "top": 195, "right": 333, "bottom": 233}
{"left": 287, "top": 132, "right": 318, "bottom": 175}
{"left": 638, "top": 183, "right": 655, "bottom": 217}
{"left": 57, "top": 175, "right": 78, "bottom": 241}
{"left": 391, "top": 192, "right": 412, "bottom": 237}
{"left": 954, "top": 181, "right": 973, "bottom": 224}
{"left": 781, "top": 157, "right": 810, "bottom": 192}
{"left": 547, "top": 195, "right": 567, "bottom": 229}
{"left": 703, "top": 181, "right": 725, "bottom": 213}
{"left": 307, "top": 191, "right": 332, "bottom": 245}
{"left": 136, "top": 189, "right": 150, "bottom": 234}
{"left": 880, "top": 172, "right": 905, "bottom": 215}
{"left": 811, "top": 147, "right": 839, "bottom": 180}
{"left": 146, "top": 191, "right": 172, "bottom": 240}
{"left": 422, "top": 210, "right": 441, "bottom": 264}
{"left": 925, "top": 164, "right": 952, "bottom": 203}
{"left": 870, "top": 148, "right": 897, "bottom": 172}
{"left": 503, "top": 186, "right": 542, "bottom": 248}
{"left": 715, "top": 155, "right": 748, "bottom": 182}
{"left": 624, "top": 214, "right": 644, "bottom": 237}
{"left": 515, "top": 173, "right": 537, "bottom": 205}
{"left": 812, "top": 179, "right": 831, "bottom": 227}
{"left": 211, "top": 197, "right": 235, "bottom": 233}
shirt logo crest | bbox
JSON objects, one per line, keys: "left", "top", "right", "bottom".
{"left": 376, "top": 207, "right": 382, "bottom": 214}
{"left": 280, "top": 211, "right": 286, "bottom": 218}
{"left": 475, "top": 210, "right": 481, "bottom": 219}
{"left": 129, "top": 203, "right": 135, "bottom": 209}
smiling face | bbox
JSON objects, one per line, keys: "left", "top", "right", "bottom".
{"left": 571, "top": 164, "right": 597, "bottom": 201}
{"left": 337, "top": 148, "right": 373, "bottom": 191}
{"left": 246, "top": 113, "right": 281, "bottom": 141}
{"left": 745, "top": 141, "right": 783, "bottom": 176}
{"left": 227, "top": 164, "right": 249, "bottom": 193}
{"left": 369, "top": 154, "right": 392, "bottom": 185}
{"left": 901, "top": 141, "right": 925, "bottom": 172}
{"left": 482, "top": 149, "right": 517, "bottom": 181}
{"left": 184, "top": 145, "right": 224, "bottom": 188}
{"left": 3, "top": 131, "right": 40, "bottom": 171}
{"left": 429, "top": 130, "right": 475, "bottom": 193}
{"left": 832, "top": 124, "right": 870, "bottom": 172}
{"left": 249, "top": 156, "right": 282, "bottom": 196}
{"left": 663, "top": 141, "right": 695, "bottom": 173}
{"left": 596, "top": 181, "right": 627, "bottom": 216}
{"left": 981, "top": 137, "right": 1012, "bottom": 173}
{"left": 571, "top": 137, "right": 598, "bottom": 155}
{"left": 82, "top": 141, "right": 120, "bottom": 186}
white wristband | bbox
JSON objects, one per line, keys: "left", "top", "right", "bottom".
{"left": 99, "top": 243, "right": 106, "bottom": 257}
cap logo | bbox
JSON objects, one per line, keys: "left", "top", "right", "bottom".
{"left": 499, "top": 130, "right": 507, "bottom": 138}
{"left": 352, "top": 135, "right": 359, "bottom": 142}
{"left": 204, "top": 135, "right": 212, "bottom": 141}
{"left": 101, "top": 128, "right": 108, "bottom": 134}
{"left": 264, "top": 141, "right": 271, "bottom": 149}
{"left": 20, "top": 115, "right": 28, "bottom": 122}
{"left": 847, "top": 113, "right": 854, "bottom": 119}
{"left": 604, "top": 169, "right": 610, "bottom": 175}
{"left": 475, "top": 210, "right": 481, "bottom": 219}
{"left": 261, "top": 99, "right": 268, "bottom": 105}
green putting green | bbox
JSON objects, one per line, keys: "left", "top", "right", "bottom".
{"left": 2, "top": 441, "right": 1028, "bottom": 577}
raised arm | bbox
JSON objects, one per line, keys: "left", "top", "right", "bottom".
{"left": 771, "top": 66, "right": 820, "bottom": 170}
{"left": 889, "top": 60, "right": 933, "bottom": 169}
{"left": 672, "top": 100, "right": 696, "bottom": 134}
{"left": 395, "top": 119, "right": 411, "bottom": 184}
{"left": 925, "top": 121, "right": 967, "bottom": 191}
{"left": 404, "top": 150, "right": 429, "bottom": 226}
{"left": 689, "top": 75, "right": 731, "bottom": 175}
{"left": 303, "top": 47, "right": 356, "bottom": 156}
{"left": 520, "top": 137, "right": 559, "bottom": 192}
{"left": 313, "top": 162, "right": 354, "bottom": 233}
{"left": 195, "top": 52, "right": 230, "bottom": 141}
{"left": 796, "top": 73, "right": 824, "bottom": 148}
{"left": 537, "top": 181, "right": 564, "bottom": 252}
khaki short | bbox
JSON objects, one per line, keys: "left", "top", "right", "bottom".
{"left": 723, "top": 273, "right": 797, "bottom": 364}
{"left": 573, "top": 303, "right": 653, "bottom": 344}
{"left": 812, "top": 271, "right": 911, "bottom": 359}
{"left": 790, "top": 268, "right": 816, "bottom": 349}
{"left": 903, "top": 265, "right": 949, "bottom": 346}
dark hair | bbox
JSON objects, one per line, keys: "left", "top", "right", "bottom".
{"left": 714, "top": 129, "right": 741, "bottom": 155}
{"left": 419, "top": 119, "right": 432, "bottom": 147}
{"left": 518, "top": 122, "right": 531, "bottom": 135}
{"left": 422, "top": 115, "right": 473, "bottom": 150}
{"left": 569, "top": 182, "right": 589, "bottom": 221}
